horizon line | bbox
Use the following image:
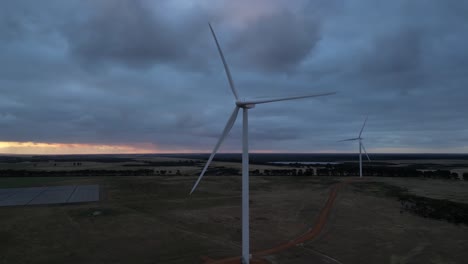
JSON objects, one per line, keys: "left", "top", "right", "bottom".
{"left": 1, "top": 152, "right": 468, "bottom": 156}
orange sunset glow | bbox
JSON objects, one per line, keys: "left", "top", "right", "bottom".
{"left": 0, "top": 141, "right": 161, "bottom": 155}
{"left": 0, "top": 141, "right": 293, "bottom": 155}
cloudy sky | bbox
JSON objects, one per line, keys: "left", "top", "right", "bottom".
{"left": 1, "top": 0, "right": 467, "bottom": 154}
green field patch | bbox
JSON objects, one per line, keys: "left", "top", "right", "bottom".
{"left": 67, "top": 207, "right": 124, "bottom": 220}
{"left": 0, "top": 230, "right": 16, "bottom": 247}
{"left": 0, "top": 177, "right": 71, "bottom": 188}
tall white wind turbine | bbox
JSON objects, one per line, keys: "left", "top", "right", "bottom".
{"left": 339, "top": 117, "right": 371, "bottom": 177}
{"left": 189, "top": 23, "right": 335, "bottom": 264}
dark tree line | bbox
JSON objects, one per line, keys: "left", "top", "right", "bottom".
{"left": 0, "top": 169, "right": 154, "bottom": 177}
{"left": 0, "top": 165, "right": 464, "bottom": 180}
{"left": 400, "top": 194, "right": 468, "bottom": 225}
{"left": 154, "top": 170, "right": 181, "bottom": 175}
{"left": 252, "top": 164, "right": 462, "bottom": 180}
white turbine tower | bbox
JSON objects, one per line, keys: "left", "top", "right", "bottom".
{"left": 339, "top": 117, "right": 371, "bottom": 177}
{"left": 189, "top": 23, "right": 335, "bottom": 264}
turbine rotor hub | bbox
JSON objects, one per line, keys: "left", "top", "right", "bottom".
{"left": 236, "top": 102, "right": 255, "bottom": 109}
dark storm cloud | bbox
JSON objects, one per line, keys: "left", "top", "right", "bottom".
{"left": 1, "top": 0, "right": 468, "bottom": 153}
{"left": 230, "top": 10, "right": 320, "bottom": 72}
{"left": 60, "top": 0, "right": 322, "bottom": 73}
{"left": 62, "top": 0, "right": 208, "bottom": 69}
{"left": 360, "top": 29, "right": 422, "bottom": 74}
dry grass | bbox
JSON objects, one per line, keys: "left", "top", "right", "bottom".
{"left": 0, "top": 167, "right": 467, "bottom": 263}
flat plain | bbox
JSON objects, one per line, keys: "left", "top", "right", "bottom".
{"left": 0, "top": 155, "right": 467, "bottom": 264}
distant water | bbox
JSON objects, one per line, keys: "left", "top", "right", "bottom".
{"left": 269, "top": 161, "right": 341, "bottom": 165}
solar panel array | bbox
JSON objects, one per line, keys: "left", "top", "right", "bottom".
{"left": 0, "top": 185, "right": 99, "bottom": 207}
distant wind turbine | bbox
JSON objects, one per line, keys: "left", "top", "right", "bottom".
{"left": 189, "top": 23, "right": 336, "bottom": 264}
{"left": 339, "top": 117, "right": 371, "bottom": 177}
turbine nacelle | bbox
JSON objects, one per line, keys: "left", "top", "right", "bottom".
{"left": 236, "top": 101, "right": 256, "bottom": 109}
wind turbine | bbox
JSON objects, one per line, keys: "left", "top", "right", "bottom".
{"left": 189, "top": 23, "right": 335, "bottom": 264}
{"left": 339, "top": 117, "right": 371, "bottom": 177}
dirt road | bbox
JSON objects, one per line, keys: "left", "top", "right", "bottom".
{"left": 203, "top": 180, "right": 349, "bottom": 264}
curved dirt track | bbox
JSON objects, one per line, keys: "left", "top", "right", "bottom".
{"left": 203, "top": 179, "right": 350, "bottom": 264}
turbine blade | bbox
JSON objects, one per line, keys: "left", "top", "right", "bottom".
{"left": 209, "top": 23, "right": 239, "bottom": 100}
{"left": 240, "top": 92, "right": 336, "bottom": 105}
{"left": 190, "top": 106, "right": 240, "bottom": 195}
{"left": 359, "top": 116, "right": 368, "bottom": 138}
{"left": 338, "top": 137, "right": 360, "bottom": 142}
{"left": 361, "top": 143, "right": 371, "bottom": 161}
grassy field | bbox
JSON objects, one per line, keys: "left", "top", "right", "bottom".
{"left": 0, "top": 176, "right": 101, "bottom": 188}
{"left": 0, "top": 176, "right": 336, "bottom": 263}
{"left": 1, "top": 156, "right": 468, "bottom": 263}
{"left": 309, "top": 179, "right": 468, "bottom": 264}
